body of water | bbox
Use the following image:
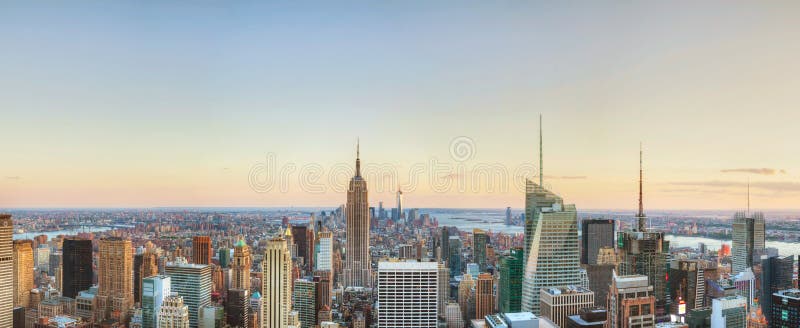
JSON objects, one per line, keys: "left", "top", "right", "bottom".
{"left": 14, "top": 226, "right": 112, "bottom": 240}
{"left": 423, "top": 208, "right": 524, "bottom": 234}
{"left": 666, "top": 234, "right": 800, "bottom": 257}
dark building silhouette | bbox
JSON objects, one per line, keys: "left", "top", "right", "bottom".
{"left": 760, "top": 255, "right": 795, "bottom": 323}
{"left": 226, "top": 288, "right": 250, "bottom": 328}
{"left": 62, "top": 238, "right": 93, "bottom": 298}
{"left": 581, "top": 219, "right": 615, "bottom": 265}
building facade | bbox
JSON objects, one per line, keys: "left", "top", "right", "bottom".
{"left": 95, "top": 237, "right": 134, "bottom": 323}
{"left": 377, "top": 261, "right": 438, "bottom": 328}
{"left": 540, "top": 286, "right": 594, "bottom": 328}
{"left": 262, "top": 237, "right": 292, "bottom": 328}
{"left": 343, "top": 144, "right": 372, "bottom": 288}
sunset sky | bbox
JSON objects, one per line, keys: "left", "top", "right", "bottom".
{"left": 2, "top": 2, "right": 799, "bottom": 210}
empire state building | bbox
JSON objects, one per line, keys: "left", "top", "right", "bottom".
{"left": 343, "top": 142, "right": 372, "bottom": 288}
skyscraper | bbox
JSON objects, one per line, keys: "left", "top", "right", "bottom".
{"left": 731, "top": 211, "right": 765, "bottom": 276}
{"left": 0, "top": 214, "right": 12, "bottom": 328}
{"left": 293, "top": 279, "right": 316, "bottom": 328}
{"left": 520, "top": 117, "right": 582, "bottom": 315}
{"left": 232, "top": 236, "right": 252, "bottom": 291}
{"left": 62, "top": 237, "right": 93, "bottom": 299}
{"left": 291, "top": 225, "right": 310, "bottom": 269}
{"left": 226, "top": 288, "right": 250, "bottom": 328}
{"left": 396, "top": 188, "right": 404, "bottom": 222}
{"left": 438, "top": 262, "right": 450, "bottom": 316}
{"left": 158, "top": 293, "right": 191, "bottom": 328}
{"left": 668, "top": 259, "right": 714, "bottom": 316}
{"left": 377, "top": 261, "right": 438, "bottom": 328}
{"left": 315, "top": 230, "right": 332, "bottom": 272}
{"left": 440, "top": 228, "right": 450, "bottom": 265}
{"left": 136, "top": 246, "right": 159, "bottom": 305}
{"left": 770, "top": 289, "right": 799, "bottom": 328}
{"left": 505, "top": 207, "right": 512, "bottom": 226}
{"left": 760, "top": 255, "right": 795, "bottom": 323}
{"left": 581, "top": 219, "right": 615, "bottom": 265}
{"left": 343, "top": 142, "right": 372, "bottom": 288}
{"left": 607, "top": 273, "right": 655, "bottom": 328}
{"left": 540, "top": 286, "right": 594, "bottom": 328}
{"left": 192, "top": 236, "right": 212, "bottom": 265}
{"left": 710, "top": 296, "right": 747, "bottom": 328}
{"left": 142, "top": 275, "right": 171, "bottom": 328}
{"left": 96, "top": 237, "right": 134, "bottom": 323}
{"left": 473, "top": 229, "right": 489, "bottom": 271}
{"left": 617, "top": 147, "right": 669, "bottom": 318}
{"left": 165, "top": 258, "right": 212, "bottom": 328}
{"left": 499, "top": 247, "right": 524, "bottom": 313}
{"left": 448, "top": 236, "right": 462, "bottom": 278}
{"left": 262, "top": 237, "right": 292, "bottom": 328}
{"left": 475, "top": 273, "right": 494, "bottom": 320}
{"left": 12, "top": 240, "right": 34, "bottom": 308}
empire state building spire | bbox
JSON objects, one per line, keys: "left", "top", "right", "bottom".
{"left": 355, "top": 138, "right": 361, "bottom": 177}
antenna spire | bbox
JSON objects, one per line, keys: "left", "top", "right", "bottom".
{"left": 747, "top": 178, "right": 750, "bottom": 215}
{"left": 637, "top": 143, "right": 647, "bottom": 231}
{"left": 539, "top": 114, "right": 543, "bottom": 187}
{"left": 355, "top": 138, "right": 361, "bottom": 177}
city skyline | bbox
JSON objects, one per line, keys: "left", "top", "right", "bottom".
{"left": 3, "top": 2, "right": 800, "bottom": 210}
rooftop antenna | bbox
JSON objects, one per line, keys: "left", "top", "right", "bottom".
{"left": 355, "top": 138, "right": 361, "bottom": 177}
{"left": 539, "top": 114, "right": 543, "bottom": 187}
{"left": 747, "top": 178, "right": 750, "bottom": 216}
{"left": 637, "top": 143, "right": 647, "bottom": 231}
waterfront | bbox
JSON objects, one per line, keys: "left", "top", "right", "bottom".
{"left": 14, "top": 226, "right": 112, "bottom": 240}
{"left": 666, "top": 234, "right": 800, "bottom": 257}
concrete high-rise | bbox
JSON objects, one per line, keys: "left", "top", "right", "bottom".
{"left": 607, "top": 273, "right": 655, "bottom": 328}
{"left": 540, "top": 286, "right": 594, "bottom": 328}
{"left": 377, "top": 261, "right": 438, "bottom": 328}
{"left": 438, "top": 262, "right": 449, "bottom": 316}
{"left": 165, "top": 258, "right": 212, "bottom": 328}
{"left": 581, "top": 219, "right": 615, "bottom": 265}
{"left": 142, "top": 275, "right": 171, "bottom": 328}
{"left": 498, "top": 247, "right": 523, "bottom": 313}
{"left": 475, "top": 273, "right": 494, "bottom": 320}
{"left": 158, "top": 293, "right": 191, "bottom": 328}
{"left": 343, "top": 142, "right": 372, "bottom": 288}
{"left": 473, "top": 229, "right": 489, "bottom": 271}
{"left": 731, "top": 211, "right": 765, "bottom": 276}
{"left": 136, "top": 246, "right": 159, "bottom": 305}
{"left": 12, "top": 239, "right": 34, "bottom": 308}
{"left": 96, "top": 237, "right": 134, "bottom": 323}
{"left": 62, "top": 237, "right": 93, "bottom": 299}
{"left": 262, "top": 237, "right": 292, "bottom": 328}
{"left": 0, "top": 214, "right": 12, "bottom": 328}
{"left": 192, "top": 236, "right": 212, "bottom": 265}
{"left": 668, "top": 259, "right": 714, "bottom": 316}
{"left": 232, "top": 236, "right": 252, "bottom": 291}
{"left": 0, "top": 214, "right": 11, "bottom": 327}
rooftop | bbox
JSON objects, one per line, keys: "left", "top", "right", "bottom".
{"left": 774, "top": 289, "right": 800, "bottom": 300}
{"left": 378, "top": 261, "right": 438, "bottom": 271}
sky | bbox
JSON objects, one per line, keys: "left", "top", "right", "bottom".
{"left": 1, "top": 1, "right": 800, "bottom": 210}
